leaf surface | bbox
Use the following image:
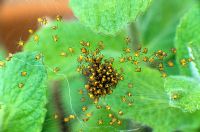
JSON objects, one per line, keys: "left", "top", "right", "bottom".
{"left": 0, "top": 52, "right": 47, "bottom": 132}
{"left": 165, "top": 76, "right": 200, "bottom": 113}
{"left": 70, "top": 0, "right": 152, "bottom": 35}
{"left": 24, "top": 21, "right": 127, "bottom": 80}
{"left": 176, "top": 5, "right": 200, "bottom": 76}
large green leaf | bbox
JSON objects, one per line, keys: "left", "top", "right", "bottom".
{"left": 175, "top": 5, "right": 200, "bottom": 76}
{"left": 138, "top": 0, "right": 195, "bottom": 52}
{"left": 24, "top": 20, "right": 130, "bottom": 131}
{"left": 103, "top": 63, "right": 200, "bottom": 132}
{"left": 0, "top": 52, "right": 47, "bottom": 132}
{"left": 70, "top": 0, "right": 152, "bottom": 35}
{"left": 165, "top": 76, "right": 200, "bottom": 113}
{"left": 24, "top": 21, "right": 127, "bottom": 80}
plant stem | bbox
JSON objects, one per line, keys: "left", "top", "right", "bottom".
{"left": 127, "top": 22, "right": 140, "bottom": 51}
{"left": 53, "top": 81, "right": 69, "bottom": 132}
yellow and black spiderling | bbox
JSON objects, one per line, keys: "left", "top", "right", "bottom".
{"left": 0, "top": 61, "right": 5, "bottom": 68}
{"left": 78, "top": 41, "right": 122, "bottom": 102}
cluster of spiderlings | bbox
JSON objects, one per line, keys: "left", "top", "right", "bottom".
{"left": 120, "top": 37, "right": 193, "bottom": 77}
{"left": 119, "top": 39, "right": 149, "bottom": 73}
{"left": 77, "top": 41, "right": 122, "bottom": 101}
{"left": 79, "top": 105, "right": 123, "bottom": 126}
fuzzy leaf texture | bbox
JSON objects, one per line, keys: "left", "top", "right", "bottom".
{"left": 70, "top": 0, "right": 152, "bottom": 35}
{"left": 103, "top": 63, "right": 200, "bottom": 132}
{"left": 165, "top": 76, "right": 200, "bottom": 113}
{"left": 176, "top": 4, "right": 200, "bottom": 76}
{"left": 0, "top": 52, "right": 47, "bottom": 132}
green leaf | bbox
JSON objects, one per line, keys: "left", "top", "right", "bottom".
{"left": 24, "top": 21, "right": 127, "bottom": 80}
{"left": 138, "top": 0, "right": 195, "bottom": 52}
{"left": 104, "top": 63, "right": 200, "bottom": 131}
{"left": 165, "top": 76, "right": 200, "bottom": 113}
{"left": 0, "top": 52, "right": 47, "bottom": 132}
{"left": 190, "top": 41, "right": 200, "bottom": 78}
{"left": 71, "top": 105, "right": 128, "bottom": 132}
{"left": 175, "top": 5, "right": 200, "bottom": 76}
{"left": 70, "top": 0, "right": 152, "bottom": 35}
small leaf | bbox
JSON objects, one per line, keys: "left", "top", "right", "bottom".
{"left": 165, "top": 76, "right": 200, "bottom": 112}
{"left": 175, "top": 5, "right": 200, "bottom": 76}
{"left": 70, "top": 0, "right": 152, "bottom": 35}
{"left": 0, "top": 52, "right": 47, "bottom": 132}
